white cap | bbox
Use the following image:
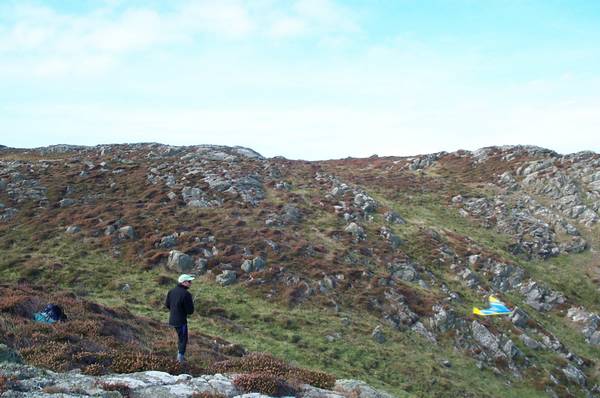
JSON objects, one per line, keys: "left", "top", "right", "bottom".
{"left": 178, "top": 274, "right": 195, "bottom": 283}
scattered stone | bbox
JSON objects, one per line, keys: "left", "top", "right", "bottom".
{"left": 471, "top": 321, "right": 499, "bottom": 352}
{"left": 411, "top": 321, "right": 436, "bottom": 343}
{"left": 65, "top": 225, "right": 81, "bottom": 234}
{"left": 567, "top": 306, "right": 600, "bottom": 345}
{"left": 159, "top": 234, "right": 178, "bottom": 249}
{"left": 0, "top": 207, "right": 18, "bottom": 221}
{"left": 510, "top": 307, "right": 530, "bottom": 328}
{"left": 335, "top": 379, "right": 396, "bottom": 398}
{"left": 372, "top": 325, "right": 386, "bottom": 343}
{"left": 216, "top": 270, "right": 237, "bottom": 286}
{"left": 59, "top": 198, "right": 76, "bottom": 207}
{"left": 274, "top": 181, "right": 292, "bottom": 190}
{"left": 104, "top": 225, "right": 116, "bottom": 236}
{"left": 562, "top": 364, "right": 587, "bottom": 386}
{"left": 520, "top": 281, "right": 565, "bottom": 311}
{"left": 519, "top": 334, "right": 541, "bottom": 350}
{"left": 165, "top": 192, "right": 177, "bottom": 201}
{"left": 252, "top": 256, "right": 266, "bottom": 271}
{"left": 345, "top": 222, "right": 366, "bottom": 240}
{"left": 167, "top": 250, "right": 194, "bottom": 272}
{"left": 196, "top": 258, "right": 208, "bottom": 274}
{"left": 281, "top": 204, "right": 303, "bottom": 224}
{"left": 118, "top": 226, "right": 136, "bottom": 240}
{"left": 241, "top": 259, "right": 254, "bottom": 273}
{"left": 380, "top": 226, "right": 402, "bottom": 248}
{"left": 384, "top": 211, "right": 406, "bottom": 224}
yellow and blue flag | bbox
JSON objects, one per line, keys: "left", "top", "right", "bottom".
{"left": 473, "top": 296, "right": 513, "bottom": 316}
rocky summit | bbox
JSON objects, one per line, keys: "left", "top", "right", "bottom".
{"left": 1, "top": 143, "right": 600, "bottom": 398}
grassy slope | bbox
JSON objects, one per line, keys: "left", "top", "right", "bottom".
{"left": 2, "top": 152, "right": 599, "bottom": 397}
{"left": 0, "top": 223, "right": 554, "bottom": 398}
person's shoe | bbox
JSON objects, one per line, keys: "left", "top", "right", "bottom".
{"left": 177, "top": 353, "right": 185, "bottom": 363}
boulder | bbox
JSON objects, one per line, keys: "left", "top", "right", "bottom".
{"left": 519, "top": 334, "right": 541, "bottom": 350}
{"left": 59, "top": 198, "right": 77, "bottom": 207}
{"left": 240, "top": 259, "right": 254, "bottom": 273}
{"left": 196, "top": 258, "right": 208, "bottom": 274}
{"left": 181, "top": 186, "right": 204, "bottom": 202}
{"left": 335, "top": 379, "right": 396, "bottom": 398}
{"left": 384, "top": 211, "right": 406, "bottom": 224}
{"left": 65, "top": 225, "right": 81, "bottom": 234}
{"left": 0, "top": 207, "right": 18, "bottom": 221}
{"left": 281, "top": 204, "right": 302, "bottom": 224}
{"left": 167, "top": 250, "right": 194, "bottom": 272}
{"left": 118, "top": 226, "right": 136, "bottom": 239}
{"left": 252, "top": 256, "right": 266, "bottom": 271}
{"left": 510, "top": 308, "right": 529, "bottom": 328}
{"left": 159, "top": 234, "right": 178, "bottom": 249}
{"left": 471, "top": 321, "right": 499, "bottom": 352}
{"left": 562, "top": 364, "right": 587, "bottom": 386}
{"left": 371, "top": 325, "right": 385, "bottom": 344}
{"left": 345, "top": 222, "right": 366, "bottom": 240}
{"left": 216, "top": 270, "right": 237, "bottom": 286}
{"left": 380, "top": 227, "right": 402, "bottom": 248}
{"left": 589, "top": 331, "right": 600, "bottom": 346}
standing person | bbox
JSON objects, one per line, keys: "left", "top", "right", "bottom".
{"left": 165, "top": 274, "right": 195, "bottom": 363}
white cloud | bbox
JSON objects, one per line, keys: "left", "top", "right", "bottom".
{"left": 177, "top": 0, "right": 256, "bottom": 38}
{"left": 293, "top": 0, "right": 359, "bottom": 33}
{"left": 0, "top": 0, "right": 361, "bottom": 78}
{"left": 269, "top": 17, "right": 307, "bottom": 38}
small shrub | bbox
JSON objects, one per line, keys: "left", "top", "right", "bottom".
{"left": 210, "top": 352, "right": 288, "bottom": 376}
{"left": 83, "top": 363, "right": 105, "bottom": 376}
{"left": 288, "top": 367, "right": 336, "bottom": 390}
{"left": 0, "top": 294, "right": 34, "bottom": 317}
{"left": 42, "top": 386, "right": 71, "bottom": 394}
{"left": 99, "top": 382, "right": 131, "bottom": 398}
{"left": 192, "top": 392, "right": 227, "bottom": 398}
{"left": 233, "top": 372, "right": 296, "bottom": 397}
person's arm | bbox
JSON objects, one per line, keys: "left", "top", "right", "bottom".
{"left": 165, "top": 291, "right": 171, "bottom": 310}
{"left": 184, "top": 292, "right": 194, "bottom": 315}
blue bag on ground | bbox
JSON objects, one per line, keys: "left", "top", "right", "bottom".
{"left": 33, "top": 304, "right": 67, "bottom": 324}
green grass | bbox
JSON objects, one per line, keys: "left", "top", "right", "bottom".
{"left": 0, "top": 225, "right": 572, "bottom": 397}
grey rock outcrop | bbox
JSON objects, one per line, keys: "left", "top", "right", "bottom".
{"left": 335, "top": 379, "right": 396, "bottom": 398}
{"left": 344, "top": 223, "right": 366, "bottom": 241}
{"left": 118, "top": 226, "right": 136, "bottom": 240}
{"left": 567, "top": 307, "right": 600, "bottom": 346}
{"left": 371, "top": 325, "right": 386, "bottom": 343}
{"left": 216, "top": 270, "right": 237, "bottom": 286}
{"left": 65, "top": 225, "right": 81, "bottom": 234}
{"left": 471, "top": 321, "right": 499, "bottom": 352}
{"left": 0, "top": 360, "right": 393, "bottom": 398}
{"left": 167, "top": 250, "right": 194, "bottom": 272}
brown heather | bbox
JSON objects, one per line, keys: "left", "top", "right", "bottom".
{"left": 0, "top": 284, "right": 226, "bottom": 375}
{"left": 210, "top": 353, "right": 335, "bottom": 390}
{"left": 97, "top": 381, "right": 132, "bottom": 397}
{"left": 232, "top": 372, "right": 296, "bottom": 397}
{"left": 191, "top": 392, "right": 227, "bottom": 398}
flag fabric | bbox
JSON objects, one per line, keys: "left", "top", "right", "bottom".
{"left": 473, "top": 296, "right": 513, "bottom": 316}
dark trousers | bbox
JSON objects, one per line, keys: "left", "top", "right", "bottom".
{"left": 174, "top": 324, "right": 188, "bottom": 355}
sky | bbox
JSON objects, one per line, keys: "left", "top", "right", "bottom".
{"left": 1, "top": 0, "right": 599, "bottom": 160}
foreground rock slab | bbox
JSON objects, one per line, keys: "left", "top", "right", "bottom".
{"left": 0, "top": 362, "right": 394, "bottom": 398}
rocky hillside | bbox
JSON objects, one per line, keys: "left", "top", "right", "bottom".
{"left": 1, "top": 143, "right": 600, "bottom": 397}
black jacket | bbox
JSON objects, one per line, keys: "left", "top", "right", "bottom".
{"left": 165, "top": 284, "right": 194, "bottom": 327}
